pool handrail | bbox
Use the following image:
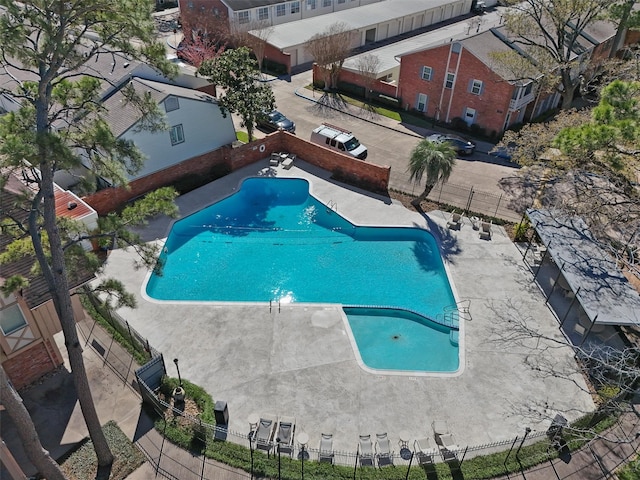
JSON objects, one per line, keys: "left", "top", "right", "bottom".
{"left": 342, "top": 304, "right": 460, "bottom": 330}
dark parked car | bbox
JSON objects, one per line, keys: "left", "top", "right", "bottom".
{"left": 256, "top": 110, "right": 296, "bottom": 133}
{"left": 426, "top": 133, "right": 476, "bottom": 155}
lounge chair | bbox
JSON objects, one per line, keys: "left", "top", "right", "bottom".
{"left": 255, "top": 415, "right": 276, "bottom": 452}
{"left": 318, "top": 433, "right": 334, "bottom": 464}
{"left": 447, "top": 211, "right": 463, "bottom": 230}
{"left": 358, "top": 434, "right": 374, "bottom": 467}
{"left": 282, "top": 153, "right": 295, "bottom": 169}
{"left": 432, "top": 421, "right": 459, "bottom": 462}
{"left": 375, "top": 433, "right": 393, "bottom": 467}
{"left": 414, "top": 437, "right": 437, "bottom": 465}
{"left": 269, "top": 152, "right": 280, "bottom": 166}
{"left": 479, "top": 221, "right": 492, "bottom": 240}
{"left": 275, "top": 416, "right": 296, "bottom": 456}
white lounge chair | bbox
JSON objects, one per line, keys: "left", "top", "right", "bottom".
{"left": 479, "top": 221, "right": 492, "bottom": 240}
{"left": 447, "top": 211, "right": 463, "bottom": 230}
{"left": 359, "top": 434, "right": 374, "bottom": 467}
{"left": 319, "top": 433, "right": 334, "bottom": 463}
{"left": 375, "top": 432, "right": 393, "bottom": 467}
{"left": 275, "top": 416, "right": 296, "bottom": 456}
{"left": 414, "top": 437, "right": 437, "bottom": 465}
{"left": 255, "top": 414, "right": 276, "bottom": 452}
{"left": 432, "top": 421, "right": 459, "bottom": 462}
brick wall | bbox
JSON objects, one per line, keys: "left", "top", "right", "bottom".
{"left": 398, "top": 44, "right": 514, "bottom": 135}
{"left": 263, "top": 43, "right": 291, "bottom": 74}
{"left": 313, "top": 64, "right": 399, "bottom": 98}
{"left": 3, "top": 340, "right": 61, "bottom": 390}
{"left": 85, "top": 147, "right": 231, "bottom": 215}
{"left": 84, "top": 131, "right": 390, "bottom": 214}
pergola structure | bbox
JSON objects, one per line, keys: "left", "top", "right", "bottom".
{"left": 524, "top": 209, "right": 640, "bottom": 340}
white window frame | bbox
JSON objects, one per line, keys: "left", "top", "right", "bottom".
{"left": 276, "top": 4, "right": 286, "bottom": 16}
{"left": 416, "top": 93, "right": 428, "bottom": 112}
{"left": 471, "top": 79, "right": 483, "bottom": 95}
{"left": 421, "top": 66, "right": 432, "bottom": 81}
{"left": 445, "top": 72, "right": 455, "bottom": 89}
{"left": 237, "top": 11, "right": 250, "bottom": 24}
{"left": 258, "top": 7, "right": 269, "bottom": 20}
{"left": 322, "top": 0, "right": 331, "bottom": 6}
{"left": 170, "top": 124, "right": 185, "bottom": 146}
{"left": 291, "top": 1, "right": 300, "bottom": 13}
{"left": 306, "top": 0, "right": 316, "bottom": 10}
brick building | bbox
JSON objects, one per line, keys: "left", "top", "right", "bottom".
{"left": 396, "top": 30, "right": 551, "bottom": 136}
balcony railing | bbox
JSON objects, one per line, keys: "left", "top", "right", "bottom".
{"left": 509, "top": 91, "right": 536, "bottom": 111}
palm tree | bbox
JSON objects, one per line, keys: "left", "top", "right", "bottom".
{"left": 407, "top": 139, "right": 456, "bottom": 206}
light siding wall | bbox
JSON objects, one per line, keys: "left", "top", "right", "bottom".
{"left": 121, "top": 98, "right": 236, "bottom": 180}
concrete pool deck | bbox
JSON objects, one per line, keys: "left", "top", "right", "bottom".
{"left": 99, "top": 158, "right": 595, "bottom": 457}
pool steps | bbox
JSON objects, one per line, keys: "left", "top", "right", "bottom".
{"left": 343, "top": 304, "right": 461, "bottom": 330}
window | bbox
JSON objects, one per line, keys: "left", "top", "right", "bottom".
{"left": 338, "top": 0, "right": 346, "bottom": 3}
{"left": 258, "top": 7, "right": 268, "bottom": 20}
{"left": 421, "top": 66, "right": 432, "bottom": 81}
{"left": 524, "top": 82, "right": 533, "bottom": 95}
{"left": 164, "top": 96, "right": 179, "bottom": 112}
{"left": 451, "top": 42, "right": 461, "bottom": 54}
{"left": 170, "top": 124, "right": 185, "bottom": 145}
{"left": 416, "top": 93, "right": 428, "bottom": 112}
{"left": 306, "top": 0, "right": 316, "bottom": 10}
{"left": 291, "top": 1, "right": 300, "bottom": 13}
{"left": 445, "top": 72, "right": 455, "bottom": 89}
{"left": 322, "top": 0, "right": 331, "bottom": 6}
{"left": 470, "top": 79, "right": 483, "bottom": 95}
{"left": 0, "top": 303, "right": 27, "bottom": 336}
{"left": 237, "top": 11, "right": 250, "bottom": 23}
{"left": 276, "top": 4, "right": 286, "bottom": 16}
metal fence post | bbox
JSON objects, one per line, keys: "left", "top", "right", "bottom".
{"left": 494, "top": 194, "right": 502, "bottom": 218}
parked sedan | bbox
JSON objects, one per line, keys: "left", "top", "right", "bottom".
{"left": 256, "top": 110, "right": 296, "bottom": 133}
{"left": 426, "top": 133, "right": 475, "bottom": 155}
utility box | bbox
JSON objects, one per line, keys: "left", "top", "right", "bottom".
{"left": 214, "top": 400, "right": 229, "bottom": 425}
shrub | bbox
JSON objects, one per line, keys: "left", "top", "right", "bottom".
{"left": 513, "top": 219, "right": 531, "bottom": 242}
{"left": 262, "top": 58, "right": 287, "bottom": 75}
{"left": 371, "top": 92, "right": 401, "bottom": 108}
{"left": 337, "top": 81, "right": 365, "bottom": 98}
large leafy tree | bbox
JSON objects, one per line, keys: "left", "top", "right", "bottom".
{"left": 500, "top": 0, "right": 612, "bottom": 109}
{"left": 0, "top": 0, "right": 176, "bottom": 472}
{"left": 407, "top": 140, "right": 456, "bottom": 206}
{"left": 555, "top": 80, "right": 640, "bottom": 184}
{"left": 198, "top": 47, "right": 274, "bottom": 141}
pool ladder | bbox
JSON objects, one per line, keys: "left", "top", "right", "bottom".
{"left": 269, "top": 300, "right": 281, "bottom": 313}
{"left": 326, "top": 200, "right": 338, "bottom": 213}
{"left": 435, "top": 300, "right": 471, "bottom": 328}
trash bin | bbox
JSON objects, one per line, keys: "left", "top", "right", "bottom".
{"left": 214, "top": 400, "right": 229, "bottom": 425}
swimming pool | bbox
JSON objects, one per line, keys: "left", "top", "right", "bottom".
{"left": 146, "top": 177, "right": 459, "bottom": 372}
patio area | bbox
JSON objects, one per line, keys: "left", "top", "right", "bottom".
{"left": 98, "top": 158, "right": 597, "bottom": 457}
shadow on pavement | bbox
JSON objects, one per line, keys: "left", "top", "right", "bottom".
{"left": 0, "top": 368, "right": 80, "bottom": 477}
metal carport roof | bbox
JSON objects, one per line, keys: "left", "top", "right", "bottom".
{"left": 527, "top": 209, "right": 640, "bottom": 327}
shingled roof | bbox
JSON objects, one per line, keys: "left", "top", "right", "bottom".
{"left": 1, "top": 172, "right": 96, "bottom": 309}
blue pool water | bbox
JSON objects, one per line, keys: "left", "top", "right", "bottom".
{"left": 146, "top": 177, "right": 459, "bottom": 372}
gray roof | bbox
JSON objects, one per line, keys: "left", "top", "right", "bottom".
{"left": 527, "top": 209, "right": 640, "bottom": 327}
{"left": 259, "top": 0, "right": 461, "bottom": 50}
{"left": 222, "top": 0, "right": 288, "bottom": 9}
{"left": 344, "top": 7, "right": 509, "bottom": 74}
{"left": 101, "top": 77, "right": 218, "bottom": 138}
